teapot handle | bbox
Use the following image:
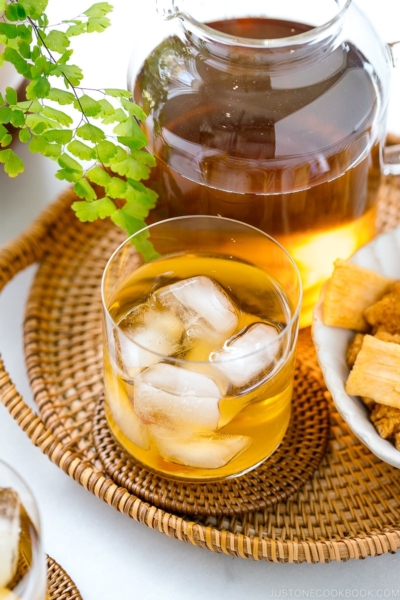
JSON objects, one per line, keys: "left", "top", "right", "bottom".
{"left": 383, "top": 42, "right": 400, "bottom": 176}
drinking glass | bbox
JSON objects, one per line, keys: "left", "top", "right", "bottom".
{"left": 0, "top": 460, "right": 47, "bottom": 600}
{"left": 102, "top": 216, "right": 302, "bottom": 482}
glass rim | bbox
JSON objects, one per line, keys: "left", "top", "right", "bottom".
{"left": 168, "top": 0, "right": 352, "bottom": 50}
{"left": 101, "top": 215, "right": 303, "bottom": 365}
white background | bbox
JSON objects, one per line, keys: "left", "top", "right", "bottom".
{"left": 1, "top": 2, "right": 400, "bottom": 598}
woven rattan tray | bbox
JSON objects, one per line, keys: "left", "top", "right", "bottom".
{"left": 47, "top": 556, "right": 82, "bottom": 600}
{"left": 1, "top": 172, "right": 400, "bottom": 563}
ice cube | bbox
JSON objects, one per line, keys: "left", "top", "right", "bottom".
{"left": 143, "top": 307, "right": 185, "bottom": 341}
{"left": 104, "top": 371, "right": 150, "bottom": 450}
{"left": 0, "top": 489, "right": 20, "bottom": 589}
{"left": 119, "top": 307, "right": 185, "bottom": 371}
{"left": 134, "top": 363, "right": 221, "bottom": 430}
{"left": 156, "top": 276, "right": 238, "bottom": 338}
{"left": 150, "top": 426, "right": 250, "bottom": 468}
{"left": 211, "top": 322, "right": 281, "bottom": 388}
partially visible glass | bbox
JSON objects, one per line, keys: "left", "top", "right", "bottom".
{"left": 102, "top": 216, "right": 302, "bottom": 482}
{"left": 0, "top": 460, "right": 47, "bottom": 600}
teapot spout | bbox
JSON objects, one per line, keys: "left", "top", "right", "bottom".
{"left": 156, "top": 0, "right": 179, "bottom": 20}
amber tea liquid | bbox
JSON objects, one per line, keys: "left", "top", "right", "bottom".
{"left": 104, "top": 253, "right": 295, "bottom": 481}
{"left": 134, "top": 17, "right": 382, "bottom": 326}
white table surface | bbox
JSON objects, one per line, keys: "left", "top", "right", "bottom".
{"left": 1, "top": 2, "right": 400, "bottom": 598}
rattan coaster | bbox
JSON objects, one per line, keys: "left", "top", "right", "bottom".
{"left": 47, "top": 556, "right": 82, "bottom": 600}
{"left": 93, "top": 359, "right": 330, "bottom": 517}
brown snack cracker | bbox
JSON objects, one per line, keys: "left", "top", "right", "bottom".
{"left": 346, "top": 335, "right": 400, "bottom": 409}
{"left": 374, "top": 331, "right": 400, "bottom": 343}
{"left": 346, "top": 333, "right": 365, "bottom": 368}
{"left": 323, "top": 260, "right": 391, "bottom": 331}
{"left": 371, "top": 403, "right": 400, "bottom": 447}
{"left": 364, "top": 283, "right": 400, "bottom": 335}
{"left": 361, "top": 396, "right": 375, "bottom": 411}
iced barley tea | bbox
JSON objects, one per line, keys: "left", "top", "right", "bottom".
{"left": 104, "top": 252, "right": 296, "bottom": 481}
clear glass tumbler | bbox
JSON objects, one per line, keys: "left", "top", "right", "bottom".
{"left": 102, "top": 216, "right": 302, "bottom": 482}
{"left": 0, "top": 460, "right": 47, "bottom": 600}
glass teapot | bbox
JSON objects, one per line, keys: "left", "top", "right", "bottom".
{"left": 128, "top": 0, "right": 400, "bottom": 326}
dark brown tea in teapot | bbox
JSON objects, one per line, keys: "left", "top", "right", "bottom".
{"left": 134, "top": 17, "right": 381, "bottom": 326}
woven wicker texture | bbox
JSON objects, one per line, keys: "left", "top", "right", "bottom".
{"left": 93, "top": 357, "right": 330, "bottom": 517}
{"left": 1, "top": 170, "right": 400, "bottom": 563}
{"left": 47, "top": 556, "right": 82, "bottom": 600}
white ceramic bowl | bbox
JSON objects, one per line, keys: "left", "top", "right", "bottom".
{"left": 313, "top": 225, "right": 400, "bottom": 468}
